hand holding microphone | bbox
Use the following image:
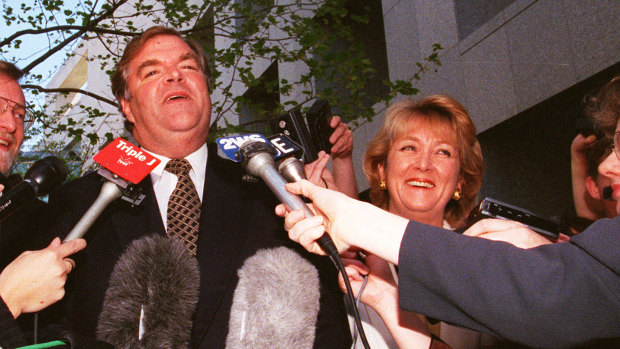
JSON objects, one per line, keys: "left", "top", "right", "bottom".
{"left": 238, "top": 140, "right": 339, "bottom": 257}
{"left": 275, "top": 180, "right": 409, "bottom": 266}
{"left": 0, "top": 237, "right": 86, "bottom": 318}
{"left": 274, "top": 180, "right": 356, "bottom": 256}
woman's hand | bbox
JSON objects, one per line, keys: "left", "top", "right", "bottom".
{"left": 464, "top": 218, "right": 554, "bottom": 248}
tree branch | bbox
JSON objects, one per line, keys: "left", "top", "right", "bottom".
{"left": 20, "top": 0, "right": 130, "bottom": 74}
{"left": 21, "top": 84, "right": 119, "bottom": 107}
{"left": 0, "top": 25, "right": 146, "bottom": 48}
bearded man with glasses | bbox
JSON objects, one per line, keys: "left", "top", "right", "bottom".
{"left": 0, "top": 60, "right": 86, "bottom": 348}
{"left": 0, "top": 62, "right": 33, "bottom": 176}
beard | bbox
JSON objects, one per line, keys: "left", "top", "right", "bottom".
{"left": 0, "top": 148, "right": 17, "bottom": 175}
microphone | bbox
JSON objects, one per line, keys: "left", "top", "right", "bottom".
{"left": 64, "top": 138, "right": 160, "bottom": 241}
{"left": 0, "top": 156, "right": 67, "bottom": 222}
{"left": 96, "top": 235, "right": 200, "bottom": 348}
{"left": 238, "top": 140, "right": 338, "bottom": 257}
{"left": 0, "top": 172, "right": 24, "bottom": 191}
{"left": 225, "top": 247, "right": 320, "bottom": 349}
{"left": 603, "top": 186, "right": 614, "bottom": 201}
{"left": 218, "top": 133, "right": 371, "bottom": 349}
{"left": 278, "top": 156, "right": 306, "bottom": 183}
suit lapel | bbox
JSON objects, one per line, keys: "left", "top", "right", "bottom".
{"left": 110, "top": 176, "right": 166, "bottom": 248}
{"left": 193, "top": 153, "right": 248, "bottom": 345}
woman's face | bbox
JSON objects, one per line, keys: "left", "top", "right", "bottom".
{"left": 379, "top": 116, "right": 461, "bottom": 225}
{"left": 597, "top": 119, "right": 620, "bottom": 215}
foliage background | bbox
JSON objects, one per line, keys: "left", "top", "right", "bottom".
{"left": 1, "top": 0, "right": 441, "bottom": 177}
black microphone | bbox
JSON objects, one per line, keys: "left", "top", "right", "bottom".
{"left": 603, "top": 186, "right": 614, "bottom": 201}
{"left": 238, "top": 140, "right": 338, "bottom": 257}
{"left": 0, "top": 172, "right": 24, "bottom": 191}
{"left": 226, "top": 247, "right": 320, "bottom": 348}
{"left": 96, "top": 235, "right": 200, "bottom": 348}
{"left": 0, "top": 156, "right": 67, "bottom": 222}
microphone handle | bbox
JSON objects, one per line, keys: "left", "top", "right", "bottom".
{"left": 64, "top": 181, "right": 123, "bottom": 242}
{"left": 258, "top": 164, "right": 314, "bottom": 217}
{"left": 256, "top": 164, "right": 338, "bottom": 256}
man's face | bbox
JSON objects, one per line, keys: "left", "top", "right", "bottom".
{"left": 597, "top": 119, "right": 620, "bottom": 215}
{"left": 0, "top": 73, "right": 25, "bottom": 175}
{"left": 120, "top": 35, "right": 211, "bottom": 158}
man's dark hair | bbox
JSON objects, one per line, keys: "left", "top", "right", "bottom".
{"left": 586, "top": 75, "right": 620, "bottom": 137}
{"left": 0, "top": 61, "right": 24, "bottom": 81}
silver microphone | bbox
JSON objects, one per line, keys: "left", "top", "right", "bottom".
{"left": 277, "top": 157, "right": 307, "bottom": 183}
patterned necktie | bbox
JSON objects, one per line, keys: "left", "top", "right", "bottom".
{"left": 165, "top": 159, "right": 200, "bottom": 255}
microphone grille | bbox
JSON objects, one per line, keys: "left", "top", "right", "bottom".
{"left": 97, "top": 235, "right": 199, "bottom": 348}
{"left": 226, "top": 247, "right": 320, "bottom": 349}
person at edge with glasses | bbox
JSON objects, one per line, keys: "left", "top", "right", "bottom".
{"left": 278, "top": 75, "right": 619, "bottom": 348}
{"left": 0, "top": 61, "right": 86, "bottom": 348}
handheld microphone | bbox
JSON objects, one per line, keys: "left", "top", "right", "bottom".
{"left": 238, "top": 140, "right": 338, "bottom": 257}
{"left": 64, "top": 138, "right": 160, "bottom": 241}
{"left": 277, "top": 157, "right": 306, "bottom": 183}
{"left": 218, "top": 133, "right": 371, "bottom": 349}
{"left": 97, "top": 235, "right": 200, "bottom": 348}
{"left": 0, "top": 172, "right": 24, "bottom": 191}
{"left": 226, "top": 247, "right": 320, "bottom": 349}
{"left": 0, "top": 156, "right": 67, "bottom": 222}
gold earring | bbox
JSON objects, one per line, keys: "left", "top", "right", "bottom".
{"left": 379, "top": 180, "right": 387, "bottom": 190}
{"left": 452, "top": 189, "right": 462, "bottom": 201}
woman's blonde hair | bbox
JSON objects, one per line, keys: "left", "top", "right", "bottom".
{"left": 363, "top": 95, "right": 484, "bottom": 227}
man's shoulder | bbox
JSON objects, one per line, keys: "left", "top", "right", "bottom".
{"left": 59, "top": 170, "right": 103, "bottom": 191}
{"left": 47, "top": 171, "right": 107, "bottom": 212}
{"left": 207, "top": 144, "right": 243, "bottom": 177}
{"left": 207, "top": 144, "right": 276, "bottom": 197}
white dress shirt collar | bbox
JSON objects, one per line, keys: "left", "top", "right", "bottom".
{"left": 141, "top": 144, "right": 208, "bottom": 229}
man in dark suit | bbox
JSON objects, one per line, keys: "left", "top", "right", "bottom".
{"left": 43, "top": 26, "right": 351, "bottom": 347}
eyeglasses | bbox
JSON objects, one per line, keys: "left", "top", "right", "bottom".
{"left": 0, "top": 95, "right": 34, "bottom": 130}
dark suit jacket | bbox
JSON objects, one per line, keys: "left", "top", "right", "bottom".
{"left": 0, "top": 192, "right": 47, "bottom": 348}
{"left": 398, "top": 216, "right": 620, "bottom": 348}
{"left": 41, "top": 145, "right": 351, "bottom": 348}
{"left": 0, "top": 298, "right": 27, "bottom": 348}
{"left": 0, "top": 197, "right": 46, "bottom": 270}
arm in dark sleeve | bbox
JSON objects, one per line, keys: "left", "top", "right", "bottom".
{"left": 0, "top": 296, "right": 27, "bottom": 348}
{"left": 398, "top": 217, "right": 620, "bottom": 348}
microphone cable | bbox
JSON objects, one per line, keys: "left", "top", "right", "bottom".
{"left": 351, "top": 274, "right": 369, "bottom": 349}
{"left": 327, "top": 252, "right": 371, "bottom": 349}
{"left": 237, "top": 143, "right": 372, "bottom": 348}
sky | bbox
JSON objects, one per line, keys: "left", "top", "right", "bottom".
{"left": 1, "top": 0, "right": 84, "bottom": 149}
{"left": 1, "top": 0, "right": 83, "bottom": 86}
